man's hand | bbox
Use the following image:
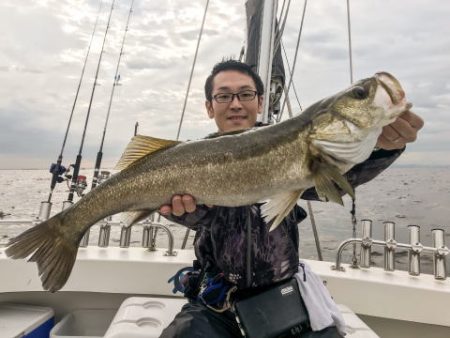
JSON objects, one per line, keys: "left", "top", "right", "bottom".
{"left": 159, "top": 195, "right": 197, "bottom": 217}
{"left": 376, "top": 110, "right": 424, "bottom": 150}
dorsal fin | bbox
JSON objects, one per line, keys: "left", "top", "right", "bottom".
{"left": 115, "top": 135, "right": 180, "bottom": 170}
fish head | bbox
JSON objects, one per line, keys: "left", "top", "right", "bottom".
{"left": 310, "top": 72, "right": 412, "bottom": 166}
{"left": 333, "top": 71, "right": 410, "bottom": 130}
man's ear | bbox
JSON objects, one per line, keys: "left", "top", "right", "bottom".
{"left": 257, "top": 95, "right": 263, "bottom": 114}
{"left": 205, "top": 100, "right": 214, "bottom": 119}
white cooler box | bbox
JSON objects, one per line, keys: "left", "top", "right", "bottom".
{"left": 104, "top": 297, "right": 187, "bottom": 338}
{"left": 0, "top": 303, "right": 54, "bottom": 338}
{"left": 50, "top": 309, "right": 116, "bottom": 338}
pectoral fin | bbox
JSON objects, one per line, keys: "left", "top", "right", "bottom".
{"left": 115, "top": 135, "right": 181, "bottom": 170}
{"left": 313, "top": 161, "right": 354, "bottom": 205}
{"left": 261, "top": 190, "right": 304, "bottom": 232}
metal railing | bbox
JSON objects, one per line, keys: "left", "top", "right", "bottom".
{"left": 0, "top": 200, "right": 177, "bottom": 256}
{"left": 332, "top": 219, "right": 449, "bottom": 280}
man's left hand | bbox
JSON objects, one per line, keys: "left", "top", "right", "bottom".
{"left": 376, "top": 110, "right": 424, "bottom": 150}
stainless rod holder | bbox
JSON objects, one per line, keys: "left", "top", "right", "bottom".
{"left": 408, "top": 225, "right": 422, "bottom": 276}
{"left": 119, "top": 223, "right": 132, "bottom": 248}
{"left": 141, "top": 223, "right": 176, "bottom": 256}
{"left": 432, "top": 228, "right": 448, "bottom": 280}
{"left": 38, "top": 201, "right": 52, "bottom": 221}
{"left": 62, "top": 200, "right": 73, "bottom": 210}
{"left": 359, "top": 219, "right": 372, "bottom": 268}
{"left": 142, "top": 225, "right": 152, "bottom": 249}
{"left": 384, "top": 221, "right": 396, "bottom": 271}
{"left": 333, "top": 221, "right": 449, "bottom": 276}
{"left": 148, "top": 212, "right": 161, "bottom": 223}
{"left": 149, "top": 227, "right": 157, "bottom": 251}
{"left": 98, "top": 223, "right": 111, "bottom": 247}
{"left": 79, "top": 230, "right": 90, "bottom": 247}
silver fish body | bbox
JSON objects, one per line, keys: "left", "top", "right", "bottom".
{"left": 6, "top": 72, "right": 411, "bottom": 292}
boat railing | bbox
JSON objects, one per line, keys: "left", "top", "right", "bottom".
{"left": 332, "top": 219, "right": 449, "bottom": 280}
{"left": 0, "top": 216, "right": 177, "bottom": 256}
{"left": 140, "top": 220, "right": 177, "bottom": 256}
{"left": 2, "top": 214, "right": 447, "bottom": 280}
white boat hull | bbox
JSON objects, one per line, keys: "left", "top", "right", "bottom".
{"left": 1, "top": 247, "right": 449, "bottom": 337}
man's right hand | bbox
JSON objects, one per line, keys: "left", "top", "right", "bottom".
{"left": 159, "top": 195, "right": 197, "bottom": 217}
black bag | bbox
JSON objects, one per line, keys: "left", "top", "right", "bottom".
{"left": 233, "top": 278, "right": 310, "bottom": 338}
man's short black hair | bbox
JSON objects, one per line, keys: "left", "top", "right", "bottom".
{"left": 204, "top": 59, "right": 264, "bottom": 101}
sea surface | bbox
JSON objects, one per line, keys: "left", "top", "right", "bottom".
{"left": 1, "top": 167, "right": 449, "bottom": 274}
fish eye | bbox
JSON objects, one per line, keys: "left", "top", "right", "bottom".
{"left": 352, "top": 86, "right": 368, "bottom": 100}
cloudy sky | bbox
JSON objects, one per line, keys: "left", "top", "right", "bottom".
{"left": 0, "top": 0, "right": 449, "bottom": 169}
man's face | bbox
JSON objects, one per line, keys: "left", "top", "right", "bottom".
{"left": 206, "top": 70, "right": 263, "bottom": 133}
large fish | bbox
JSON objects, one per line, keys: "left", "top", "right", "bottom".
{"left": 6, "top": 72, "right": 411, "bottom": 292}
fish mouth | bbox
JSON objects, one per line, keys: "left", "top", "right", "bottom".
{"left": 375, "top": 72, "right": 405, "bottom": 105}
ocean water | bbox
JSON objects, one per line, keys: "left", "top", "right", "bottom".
{"left": 1, "top": 167, "right": 449, "bottom": 273}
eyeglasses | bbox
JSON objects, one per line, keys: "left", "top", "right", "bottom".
{"left": 213, "top": 90, "right": 258, "bottom": 103}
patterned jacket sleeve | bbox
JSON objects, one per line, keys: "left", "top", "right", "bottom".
{"left": 301, "top": 148, "right": 404, "bottom": 201}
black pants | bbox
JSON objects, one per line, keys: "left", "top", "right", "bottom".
{"left": 160, "top": 301, "right": 343, "bottom": 338}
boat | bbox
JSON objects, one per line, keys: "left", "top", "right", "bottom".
{"left": 1, "top": 1, "right": 449, "bottom": 337}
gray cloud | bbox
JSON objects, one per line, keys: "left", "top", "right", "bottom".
{"left": 0, "top": 0, "right": 449, "bottom": 168}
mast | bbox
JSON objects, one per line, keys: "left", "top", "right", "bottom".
{"left": 245, "top": 0, "right": 284, "bottom": 124}
{"left": 258, "top": 0, "right": 277, "bottom": 123}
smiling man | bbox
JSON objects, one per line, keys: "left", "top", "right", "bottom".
{"left": 204, "top": 66, "right": 263, "bottom": 132}
{"left": 160, "top": 60, "right": 423, "bottom": 338}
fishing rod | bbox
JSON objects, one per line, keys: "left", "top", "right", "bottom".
{"left": 91, "top": 0, "right": 135, "bottom": 190}
{"left": 66, "top": 0, "right": 116, "bottom": 203}
{"left": 176, "top": 0, "right": 210, "bottom": 140}
{"left": 46, "top": 0, "right": 104, "bottom": 205}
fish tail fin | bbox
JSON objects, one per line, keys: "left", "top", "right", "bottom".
{"left": 5, "top": 214, "right": 79, "bottom": 292}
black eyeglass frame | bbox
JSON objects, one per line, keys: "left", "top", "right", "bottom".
{"left": 212, "top": 90, "right": 258, "bottom": 103}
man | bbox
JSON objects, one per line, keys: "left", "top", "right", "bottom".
{"left": 160, "top": 60, "right": 423, "bottom": 337}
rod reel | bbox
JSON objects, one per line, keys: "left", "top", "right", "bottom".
{"left": 49, "top": 162, "right": 67, "bottom": 185}
{"left": 62, "top": 165, "right": 87, "bottom": 197}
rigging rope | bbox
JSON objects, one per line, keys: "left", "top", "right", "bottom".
{"left": 67, "top": 0, "right": 116, "bottom": 202}
{"left": 91, "top": 0, "right": 135, "bottom": 189}
{"left": 281, "top": 41, "right": 303, "bottom": 113}
{"left": 276, "top": 0, "right": 307, "bottom": 123}
{"left": 346, "top": 0, "right": 358, "bottom": 267}
{"left": 276, "top": 1, "right": 323, "bottom": 260}
{"left": 47, "top": 0, "right": 104, "bottom": 203}
{"left": 176, "top": 0, "right": 210, "bottom": 141}
{"left": 346, "top": 0, "right": 354, "bottom": 85}
{"left": 178, "top": 0, "right": 210, "bottom": 249}
{"left": 273, "top": 0, "right": 291, "bottom": 57}
{"left": 282, "top": 38, "right": 323, "bottom": 261}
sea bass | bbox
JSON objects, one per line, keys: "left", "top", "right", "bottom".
{"left": 6, "top": 72, "right": 411, "bottom": 292}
